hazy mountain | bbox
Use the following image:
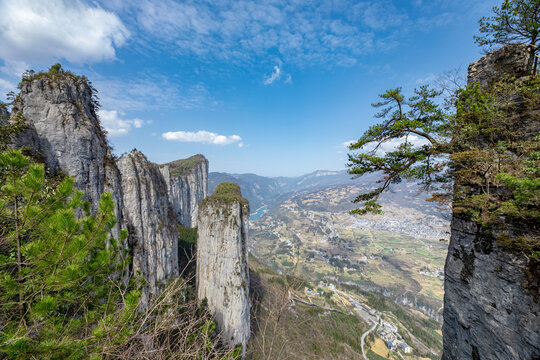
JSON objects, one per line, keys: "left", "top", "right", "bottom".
{"left": 208, "top": 170, "right": 372, "bottom": 210}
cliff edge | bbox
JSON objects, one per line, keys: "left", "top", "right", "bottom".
{"left": 442, "top": 45, "right": 540, "bottom": 360}
{"left": 160, "top": 154, "right": 208, "bottom": 228}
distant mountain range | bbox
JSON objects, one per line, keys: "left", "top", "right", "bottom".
{"left": 209, "top": 170, "right": 376, "bottom": 210}
{"left": 209, "top": 170, "right": 450, "bottom": 222}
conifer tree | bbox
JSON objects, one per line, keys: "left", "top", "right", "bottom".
{"left": 475, "top": 0, "right": 540, "bottom": 73}
{"left": 0, "top": 149, "right": 139, "bottom": 359}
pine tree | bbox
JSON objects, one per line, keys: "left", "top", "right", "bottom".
{"left": 475, "top": 0, "right": 540, "bottom": 73}
{"left": 0, "top": 149, "right": 139, "bottom": 359}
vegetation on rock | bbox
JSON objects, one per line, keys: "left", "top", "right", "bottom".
{"left": 201, "top": 182, "right": 249, "bottom": 209}
{"left": 161, "top": 154, "right": 206, "bottom": 177}
{"left": 0, "top": 149, "right": 240, "bottom": 359}
{"left": 475, "top": 0, "right": 540, "bottom": 72}
{"left": 0, "top": 149, "right": 137, "bottom": 358}
{"left": 348, "top": 0, "right": 539, "bottom": 259}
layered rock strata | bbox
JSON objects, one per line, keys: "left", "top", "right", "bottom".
{"left": 442, "top": 46, "right": 540, "bottom": 360}
{"left": 160, "top": 154, "right": 208, "bottom": 228}
{"left": 197, "top": 182, "right": 250, "bottom": 356}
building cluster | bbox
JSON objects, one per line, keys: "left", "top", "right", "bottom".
{"left": 378, "top": 320, "right": 412, "bottom": 354}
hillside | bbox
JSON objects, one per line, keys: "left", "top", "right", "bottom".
{"left": 211, "top": 170, "right": 450, "bottom": 325}
{"left": 247, "top": 255, "right": 442, "bottom": 359}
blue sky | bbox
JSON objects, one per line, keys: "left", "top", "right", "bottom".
{"left": 0, "top": 0, "right": 495, "bottom": 176}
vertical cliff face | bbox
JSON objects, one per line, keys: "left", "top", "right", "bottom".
{"left": 12, "top": 74, "right": 114, "bottom": 213}
{"left": 160, "top": 154, "right": 208, "bottom": 228}
{"left": 197, "top": 182, "right": 250, "bottom": 356}
{"left": 442, "top": 46, "right": 540, "bottom": 360}
{"left": 8, "top": 71, "right": 182, "bottom": 306}
{"left": 118, "top": 150, "right": 179, "bottom": 303}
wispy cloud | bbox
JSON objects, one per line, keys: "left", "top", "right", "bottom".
{"left": 263, "top": 65, "right": 281, "bottom": 85}
{"left": 94, "top": 76, "right": 212, "bottom": 112}
{"left": 98, "top": 109, "right": 146, "bottom": 137}
{"left": 263, "top": 63, "right": 293, "bottom": 85}
{"left": 162, "top": 130, "right": 242, "bottom": 146}
{"left": 342, "top": 140, "right": 355, "bottom": 148}
{"left": 0, "top": 0, "right": 128, "bottom": 65}
{"left": 98, "top": 0, "right": 407, "bottom": 68}
{"left": 0, "top": 78, "right": 16, "bottom": 99}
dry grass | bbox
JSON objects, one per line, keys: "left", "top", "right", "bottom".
{"left": 94, "top": 261, "right": 239, "bottom": 359}
{"left": 247, "top": 258, "right": 367, "bottom": 360}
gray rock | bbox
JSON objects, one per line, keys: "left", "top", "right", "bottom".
{"left": 197, "top": 183, "right": 250, "bottom": 356}
{"left": 443, "top": 46, "right": 540, "bottom": 360}
{"left": 442, "top": 217, "right": 539, "bottom": 360}
{"left": 160, "top": 154, "right": 208, "bottom": 228}
{"left": 12, "top": 75, "right": 113, "bottom": 213}
{"left": 118, "top": 150, "right": 179, "bottom": 305}
{"left": 467, "top": 43, "right": 533, "bottom": 88}
{"left": 9, "top": 73, "right": 183, "bottom": 308}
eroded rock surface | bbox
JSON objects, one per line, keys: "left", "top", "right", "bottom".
{"left": 9, "top": 72, "right": 182, "bottom": 307}
{"left": 443, "top": 46, "right": 540, "bottom": 360}
{"left": 197, "top": 182, "right": 250, "bottom": 356}
{"left": 118, "top": 150, "right": 179, "bottom": 304}
{"left": 467, "top": 43, "right": 533, "bottom": 87}
{"left": 443, "top": 217, "right": 539, "bottom": 360}
{"left": 160, "top": 154, "right": 208, "bottom": 228}
{"left": 12, "top": 74, "right": 115, "bottom": 212}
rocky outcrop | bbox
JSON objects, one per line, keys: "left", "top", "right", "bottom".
{"left": 395, "top": 294, "right": 443, "bottom": 323}
{"left": 11, "top": 73, "right": 116, "bottom": 214}
{"left": 442, "top": 47, "right": 540, "bottom": 360}
{"left": 467, "top": 43, "right": 533, "bottom": 87}
{"left": 160, "top": 154, "right": 208, "bottom": 228}
{"left": 197, "top": 183, "right": 250, "bottom": 356}
{"left": 8, "top": 71, "right": 182, "bottom": 306}
{"left": 118, "top": 150, "right": 179, "bottom": 304}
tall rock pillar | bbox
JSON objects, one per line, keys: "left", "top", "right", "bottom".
{"left": 197, "top": 182, "right": 250, "bottom": 356}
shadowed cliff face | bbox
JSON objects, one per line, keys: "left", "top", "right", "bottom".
{"left": 197, "top": 182, "right": 250, "bottom": 357}
{"left": 160, "top": 154, "right": 208, "bottom": 228}
{"left": 118, "top": 150, "right": 179, "bottom": 304}
{"left": 9, "top": 72, "right": 188, "bottom": 307}
{"left": 442, "top": 45, "right": 540, "bottom": 360}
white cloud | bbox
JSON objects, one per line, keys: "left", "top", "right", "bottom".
{"left": 98, "top": 109, "right": 146, "bottom": 137}
{"left": 0, "top": 78, "right": 16, "bottom": 99}
{"left": 342, "top": 140, "right": 355, "bottom": 148}
{"left": 263, "top": 64, "right": 293, "bottom": 85}
{"left": 352, "top": 1, "right": 407, "bottom": 30}
{"left": 284, "top": 74, "right": 293, "bottom": 84}
{"left": 0, "top": 0, "right": 129, "bottom": 64}
{"left": 263, "top": 65, "right": 281, "bottom": 85}
{"left": 99, "top": 0, "right": 386, "bottom": 68}
{"left": 363, "top": 135, "right": 431, "bottom": 155}
{"left": 162, "top": 130, "right": 242, "bottom": 146}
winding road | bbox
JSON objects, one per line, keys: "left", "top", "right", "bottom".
{"left": 360, "top": 318, "right": 378, "bottom": 360}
